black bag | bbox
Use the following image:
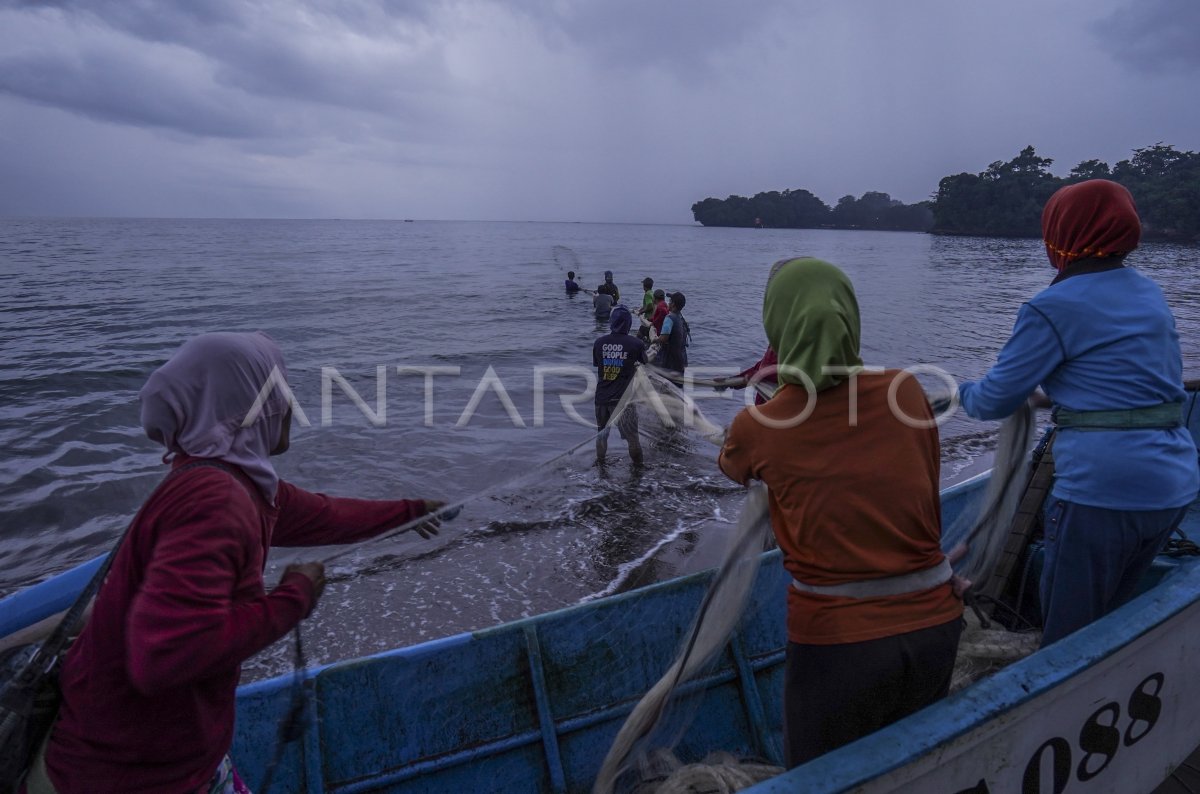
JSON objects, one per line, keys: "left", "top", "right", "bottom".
{"left": 0, "top": 642, "right": 68, "bottom": 792}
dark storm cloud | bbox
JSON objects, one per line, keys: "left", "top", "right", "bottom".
{"left": 0, "top": 49, "right": 274, "bottom": 138}
{"left": 0, "top": 0, "right": 451, "bottom": 138}
{"left": 1093, "top": 0, "right": 1200, "bottom": 71}
{"left": 69, "top": 0, "right": 446, "bottom": 110}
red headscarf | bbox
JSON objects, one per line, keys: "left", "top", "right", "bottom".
{"left": 1041, "top": 179, "right": 1141, "bottom": 271}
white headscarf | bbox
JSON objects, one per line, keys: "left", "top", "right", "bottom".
{"left": 139, "top": 332, "right": 290, "bottom": 503}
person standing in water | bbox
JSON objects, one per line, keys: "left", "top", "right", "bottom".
{"left": 957, "top": 179, "right": 1198, "bottom": 647}
{"left": 592, "top": 287, "right": 614, "bottom": 322}
{"left": 718, "top": 257, "right": 960, "bottom": 768}
{"left": 26, "top": 332, "right": 449, "bottom": 794}
{"left": 649, "top": 289, "right": 669, "bottom": 336}
{"left": 564, "top": 271, "right": 581, "bottom": 294}
{"left": 636, "top": 277, "right": 655, "bottom": 340}
{"left": 593, "top": 305, "right": 646, "bottom": 466}
{"left": 656, "top": 292, "right": 689, "bottom": 375}
{"left": 714, "top": 347, "right": 778, "bottom": 405}
{"left": 596, "top": 270, "right": 620, "bottom": 303}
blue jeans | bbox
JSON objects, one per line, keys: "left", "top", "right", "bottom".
{"left": 1040, "top": 496, "right": 1188, "bottom": 646}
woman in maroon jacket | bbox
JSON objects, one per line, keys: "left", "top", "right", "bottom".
{"left": 26, "top": 332, "right": 445, "bottom": 794}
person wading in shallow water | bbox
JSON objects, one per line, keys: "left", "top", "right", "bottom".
{"left": 596, "top": 270, "right": 620, "bottom": 304}
{"left": 714, "top": 346, "right": 778, "bottom": 405}
{"left": 24, "top": 332, "right": 448, "bottom": 794}
{"left": 648, "top": 289, "right": 669, "bottom": 337}
{"left": 718, "top": 257, "right": 961, "bottom": 768}
{"left": 656, "top": 292, "right": 689, "bottom": 375}
{"left": 592, "top": 287, "right": 614, "bottom": 322}
{"left": 957, "top": 179, "right": 1199, "bottom": 647}
{"left": 636, "top": 277, "right": 655, "bottom": 341}
{"left": 593, "top": 305, "right": 646, "bottom": 467}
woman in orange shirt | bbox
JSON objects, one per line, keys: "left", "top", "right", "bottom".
{"left": 718, "top": 257, "right": 961, "bottom": 766}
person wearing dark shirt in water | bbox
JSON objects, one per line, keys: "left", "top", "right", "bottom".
{"left": 593, "top": 289, "right": 614, "bottom": 321}
{"left": 593, "top": 305, "right": 646, "bottom": 466}
{"left": 657, "top": 292, "right": 689, "bottom": 375}
{"left": 565, "top": 271, "right": 581, "bottom": 294}
{"left": 596, "top": 270, "right": 620, "bottom": 303}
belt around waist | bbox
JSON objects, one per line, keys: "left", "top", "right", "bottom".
{"left": 791, "top": 558, "right": 952, "bottom": 599}
{"left": 1053, "top": 402, "right": 1183, "bottom": 430}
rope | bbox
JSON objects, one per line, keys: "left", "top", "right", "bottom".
{"left": 634, "top": 751, "right": 783, "bottom": 794}
{"left": 593, "top": 485, "right": 772, "bottom": 794}
{"left": 1163, "top": 528, "right": 1200, "bottom": 558}
{"left": 950, "top": 605, "right": 1041, "bottom": 693}
{"left": 258, "top": 625, "right": 309, "bottom": 794}
{"left": 944, "top": 402, "right": 1036, "bottom": 585}
{"left": 320, "top": 426, "right": 607, "bottom": 566}
{"left": 644, "top": 364, "right": 775, "bottom": 404}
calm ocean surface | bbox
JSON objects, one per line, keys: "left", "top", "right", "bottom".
{"left": 2, "top": 218, "right": 1197, "bottom": 678}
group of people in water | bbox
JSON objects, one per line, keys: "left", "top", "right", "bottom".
{"left": 566, "top": 270, "right": 687, "bottom": 370}
{"left": 568, "top": 270, "right": 691, "bottom": 468}
{"left": 10, "top": 179, "right": 1199, "bottom": 790}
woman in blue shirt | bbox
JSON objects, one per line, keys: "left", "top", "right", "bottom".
{"left": 957, "top": 179, "right": 1198, "bottom": 645}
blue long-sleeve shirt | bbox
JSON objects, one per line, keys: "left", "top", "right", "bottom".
{"left": 958, "top": 266, "right": 1198, "bottom": 510}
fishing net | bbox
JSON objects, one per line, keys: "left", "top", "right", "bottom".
{"left": 592, "top": 482, "right": 773, "bottom": 794}
{"left": 250, "top": 353, "right": 1039, "bottom": 793}
{"left": 942, "top": 402, "right": 1043, "bottom": 692}
{"left": 951, "top": 609, "right": 1040, "bottom": 693}
{"left": 592, "top": 394, "right": 1040, "bottom": 793}
{"left": 588, "top": 370, "right": 789, "bottom": 794}
{"left": 941, "top": 401, "right": 1037, "bottom": 586}
{"left": 627, "top": 750, "right": 782, "bottom": 794}
{"left": 315, "top": 369, "right": 725, "bottom": 571}
{"left": 611, "top": 368, "right": 726, "bottom": 446}
{"left": 245, "top": 365, "right": 740, "bottom": 680}
{"left": 553, "top": 244, "right": 582, "bottom": 276}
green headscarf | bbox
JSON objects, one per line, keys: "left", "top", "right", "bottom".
{"left": 762, "top": 257, "right": 863, "bottom": 392}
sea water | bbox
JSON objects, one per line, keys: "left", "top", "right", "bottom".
{"left": 1, "top": 218, "right": 1197, "bottom": 678}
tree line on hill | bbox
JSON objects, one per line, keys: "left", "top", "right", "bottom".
{"left": 691, "top": 189, "right": 934, "bottom": 232}
{"left": 691, "top": 143, "right": 1200, "bottom": 241}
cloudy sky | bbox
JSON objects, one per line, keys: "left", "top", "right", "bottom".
{"left": 1, "top": 0, "right": 1197, "bottom": 223}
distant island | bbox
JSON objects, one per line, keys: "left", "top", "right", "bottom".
{"left": 691, "top": 143, "right": 1200, "bottom": 242}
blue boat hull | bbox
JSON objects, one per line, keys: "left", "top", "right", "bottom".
{"left": 6, "top": 487, "right": 996, "bottom": 793}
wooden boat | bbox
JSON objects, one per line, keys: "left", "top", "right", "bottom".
{"left": 4, "top": 394, "right": 1200, "bottom": 793}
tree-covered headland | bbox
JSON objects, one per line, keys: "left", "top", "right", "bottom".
{"left": 691, "top": 189, "right": 933, "bottom": 232}
{"left": 691, "top": 143, "right": 1200, "bottom": 241}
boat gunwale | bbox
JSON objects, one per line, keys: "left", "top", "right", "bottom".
{"left": 744, "top": 547, "right": 1200, "bottom": 792}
